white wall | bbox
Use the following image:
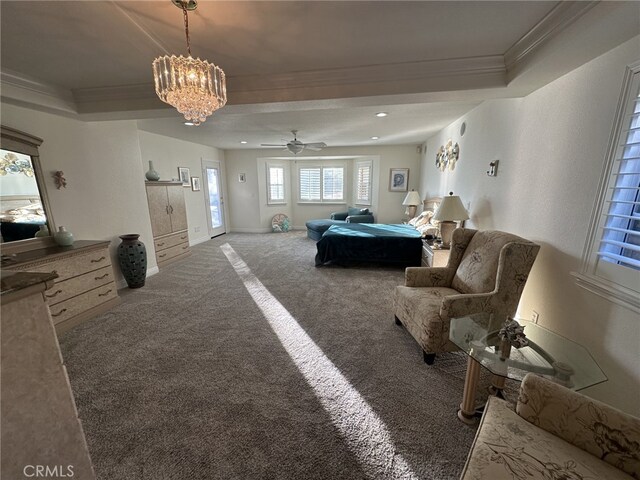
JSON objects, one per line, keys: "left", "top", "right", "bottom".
{"left": 137, "top": 130, "right": 225, "bottom": 245}
{"left": 419, "top": 36, "right": 640, "bottom": 415}
{"left": 0, "top": 103, "right": 156, "bottom": 279}
{"left": 0, "top": 104, "right": 222, "bottom": 283}
{"left": 224, "top": 145, "right": 420, "bottom": 231}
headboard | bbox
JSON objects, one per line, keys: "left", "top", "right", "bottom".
{"left": 423, "top": 197, "right": 442, "bottom": 214}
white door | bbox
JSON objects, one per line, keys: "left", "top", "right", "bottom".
{"left": 202, "top": 160, "right": 226, "bottom": 237}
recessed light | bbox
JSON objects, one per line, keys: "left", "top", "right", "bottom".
{"left": 240, "top": 141, "right": 248, "bottom": 144}
{"left": 371, "top": 136, "right": 380, "bottom": 140}
{"left": 375, "top": 112, "right": 388, "bottom": 117}
{"left": 184, "top": 122, "right": 195, "bottom": 126}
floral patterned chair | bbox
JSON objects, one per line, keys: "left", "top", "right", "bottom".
{"left": 460, "top": 373, "right": 640, "bottom": 480}
{"left": 393, "top": 228, "right": 540, "bottom": 364}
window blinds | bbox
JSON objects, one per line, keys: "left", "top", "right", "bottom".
{"left": 268, "top": 166, "right": 285, "bottom": 202}
{"left": 356, "top": 162, "right": 371, "bottom": 203}
{"left": 322, "top": 167, "right": 344, "bottom": 200}
{"left": 599, "top": 73, "right": 640, "bottom": 270}
{"left": 299, "top": 167, "right": 321, "bottom": 201}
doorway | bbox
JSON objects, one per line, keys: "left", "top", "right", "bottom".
{"left": 202, "top": 159, "right": 226, "bottom": 237}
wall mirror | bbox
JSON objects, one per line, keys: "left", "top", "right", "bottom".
{"left": 1, "top": 126, "right": 56, "bottom": 255}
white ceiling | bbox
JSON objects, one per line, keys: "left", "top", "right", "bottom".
{"left": 1, "top": 1, "right": 639, "bottom": 150}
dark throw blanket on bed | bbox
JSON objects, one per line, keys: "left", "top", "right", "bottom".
{"left": 315, "top": 223, "right": 423, "bottom": 267}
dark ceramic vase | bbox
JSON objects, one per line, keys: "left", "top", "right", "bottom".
{"left": 117, "top": 234, "right": 147, "bottom": 288}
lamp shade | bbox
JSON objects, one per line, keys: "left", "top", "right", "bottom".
{"left": 433, "top": 193, "right": 469, "bottom": 221}
{"left": 402, "top": 190, "right": 422, "bottom": 206}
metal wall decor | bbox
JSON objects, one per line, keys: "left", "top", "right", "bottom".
{"left": 435, "top": 139, "right": 460, "bottom": 172}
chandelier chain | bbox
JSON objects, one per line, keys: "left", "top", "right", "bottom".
{"left": 182, "top": 3, "right": 191, "bottom": 56}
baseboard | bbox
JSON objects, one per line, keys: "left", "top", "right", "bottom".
{"left": 190, "top": 236, "right": 211, "bottom": 246}
{"left": 115, "top": 266, "right": 159, "bottom": 290}
{"left": 229, "top": 227, "right": 272, "bottom": 233}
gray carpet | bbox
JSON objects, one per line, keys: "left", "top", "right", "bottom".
{"left": 59, "top": 231, "right": 516, "bottom": 480}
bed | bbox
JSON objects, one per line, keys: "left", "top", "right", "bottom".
{"left": 315, "top": 223, "right": 423, "bottom": 267}
{"left": 314, "top": 197, "right": 442, "bottom": 267}
{"left": 0, "top": 196, "right": 47, "bottom": 242}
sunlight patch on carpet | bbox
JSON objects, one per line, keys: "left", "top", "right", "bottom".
{"left": 221, "top": 243, "right": 418, "bottom": 480}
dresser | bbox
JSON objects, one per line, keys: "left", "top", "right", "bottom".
{"left": 7, "top": 240, "right": 120, "bottom": 334}
{"left": 421, "top": 241, "right": 450, "bottom": 267}
{"left": 145, "top": 181, "right": 191, "bottom": 267}
{"left": 1, "top": 271, "right": 95, "bottom": 479}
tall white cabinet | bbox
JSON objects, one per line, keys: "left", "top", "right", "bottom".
{"left": 145, "top": 181, "right": 191, "bottom": 268}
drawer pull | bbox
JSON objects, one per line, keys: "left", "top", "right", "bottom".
{"left": 180, "top": 235, "right": 187, "bottom": 240}
{"left": 91, "top": 256, "right": 106, "bottom": 263}
{"left": 157, "top": 242, "right": 165, "bottom": 247}
{"left": 46, "top": 289, "right": 63, "bottom": 299}
{"left": 159, "top": 253, "right": 167, "bottom": 258}
{"left": 98, "top": 289, "right": 112, "bottom": 297}
{"left": 95, "top": 273, "right": 109, "bottom": 280}
{"left": 51, "top": 308, "right": 67, "bottom": 317}
{"left": 182, "top": 245, "right": 188, "bottom": 250}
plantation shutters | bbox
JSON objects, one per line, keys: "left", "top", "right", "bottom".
{"left": 322, "top": 167, "right": 344, "bottom": 201}
{"left": 299, "top": 166, "right": 344, "bottom": 202}
{"left": 356, "top": 161, "right": 372, "bottom": 205}
{"left": 299, "top": 167, "right": 321, "bottom": 201}
{"left": 267, "top": 166, "right": 285, "bottom": 204}
{"left": 599, "top": 71, "right": 640, "bottom": 271}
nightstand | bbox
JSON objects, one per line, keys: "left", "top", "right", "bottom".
{"left": 422, "top": 241, "right": 450, "bottom": 267}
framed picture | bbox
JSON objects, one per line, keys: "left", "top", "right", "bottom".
{"left": 178, "top": 167, "right": 190, "bottom": 187}
{"left": 389, "top": 168, "right": 409, "bottom": 192}
{"left": 191, "top": 176, "right": 201, "bottom": 191}
{"left": 238, "top": 173, "right": 246, "bottom": 183}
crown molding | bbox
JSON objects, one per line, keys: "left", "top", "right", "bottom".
{"left": 1, "top": 69, "right": 77, "bottom": 114}
{"left": 504, "top": 1, "right": 599, "bottom": 71}
{"left": 53, "top": 55, "right": 506, "bottom": 112}
{"left": 231, "top": 55, "right": 505, "bottom": 93}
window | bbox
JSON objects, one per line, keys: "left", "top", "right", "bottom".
{"left": 267, "top": 165, "right": 285, "bottom": 204}
{"left": 355, "top": 160, "right": 372, "bottom": 205}
{"left": 575, "top": 62, "right": 640, "bottom": 313}
{"left": 299, "top": 165, "right": 344, "bottom": 203}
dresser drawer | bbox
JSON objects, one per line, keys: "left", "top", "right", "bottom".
{"left": 154, "top": 231, "right": 189, "bottom": 251}
{"left": 44, "top": 265, "right": 114, "bottom": 306}
{"left": 48, "top": 282, "right": 118, "bottom": 325}
{"left": 15, "top": 248, "right": 112, "bottom": 281}
{"left": 156, "top": 242, "right": 190, "bottom": 264}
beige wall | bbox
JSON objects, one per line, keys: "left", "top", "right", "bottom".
{"left": 224, "top": 145, "right": 420, "bottom": 231}
{"left": 419, "top": 36, "right": 640, "bottom": 415}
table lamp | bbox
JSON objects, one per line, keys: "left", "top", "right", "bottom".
{"left": 433, "top": 192, "right": 469, "bottom": 248}
{"left": 402, "top": 190, "right": 422, "bottom": 219}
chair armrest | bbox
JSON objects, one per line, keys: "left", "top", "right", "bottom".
{"left": 405, "top": 267, "right": 453, "bottom": 287}
{"left": 346, "top": 214, "right": 374, "bottom": 223}
{"left": 440, "top": 292, "right": 495, "bottom": 319}
{"left": 516, "top": 373, "right": 640, "bottom": 477}
{"left": 330, "top": 211, "right": 348, "bottom": 220}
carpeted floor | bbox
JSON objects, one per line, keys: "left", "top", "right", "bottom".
{"left": 59, "top": 231, "right": 516, "bottom": 480}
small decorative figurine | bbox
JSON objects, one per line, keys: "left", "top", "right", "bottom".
{"left": 53, "top": 171, "right": 67, "bottom": 189}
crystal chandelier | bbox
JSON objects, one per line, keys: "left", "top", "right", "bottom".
{"left": 152, "top": 0, "right": 227, "bottom": 125}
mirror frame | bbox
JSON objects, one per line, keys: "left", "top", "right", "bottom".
{"left": 1, "top": 125, "right": 57, "bottom": 254}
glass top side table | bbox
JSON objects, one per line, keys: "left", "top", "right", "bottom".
{"left": 449, "top": 312, "right": 607, "bottom": 424}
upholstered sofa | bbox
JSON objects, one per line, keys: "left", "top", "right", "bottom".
{"left": 305, "top": 207, "right": 374, "bottom": 241}
{"left": 393, "top": 228, "right": 540, "bottom": 364}
{"left": 460, "top": 373, "right": 640, "bottom": 480}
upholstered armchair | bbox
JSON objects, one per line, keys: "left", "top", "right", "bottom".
{"left": 393, "top": 228, "right": 540, "bottom": 365}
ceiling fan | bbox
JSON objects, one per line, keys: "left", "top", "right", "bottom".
{"left": 261, "top": 130, "right": 327, "bottom": 155}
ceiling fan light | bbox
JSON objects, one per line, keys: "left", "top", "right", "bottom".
{"left": 288, "top": 144, "right": 304, "bottom": 154}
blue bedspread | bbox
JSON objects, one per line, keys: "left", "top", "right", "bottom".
{"left": 315, "top": 223, "right": 423, "bottom": 267}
